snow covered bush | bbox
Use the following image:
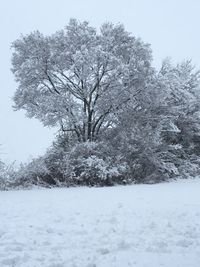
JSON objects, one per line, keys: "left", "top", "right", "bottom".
{"left": 10, "top": 157, "right": 59, "bottom": 189}
{"left": 0, "top": 161, "right": 16, "bottom": 190}
{"left": 11, "top": 138, "right": 128, "bottom": 188}
{"left": 0, "top": 161, "right": 7, "bottom": 190}
{"left": 62, "top": 142, "right": 128, "bottom": 186}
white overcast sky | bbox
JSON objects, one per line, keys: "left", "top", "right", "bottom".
{"left": 0, "top": 0, "right": 200, "bottom": 163}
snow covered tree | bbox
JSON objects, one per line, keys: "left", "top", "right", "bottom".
{"left": 0, "top": 146, "right": 6, "bottom": 189}
{"left": 106, "top": 59, "right": 200, "bottom": 182}
{"left": 157, "top": 59, "right": 200, "bottom": 178}
{"left": 156, "top": 59, "right": 200, "bottom": 149}
{"left": 11, "top": 19, "right": 152, "bottom": 142}
{"left": 0, "top": 159, "right": 12, "bottom": 190}
{"left": 10, "top": 19, "right": 200, "bottom": 186}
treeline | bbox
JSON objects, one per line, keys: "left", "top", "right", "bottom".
{"left": 1, "top": 20, "right": 200, "bottom": 189}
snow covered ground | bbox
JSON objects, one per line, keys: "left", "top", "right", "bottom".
{"left": 0, "top": 179, "right": 200, "bottom": 267}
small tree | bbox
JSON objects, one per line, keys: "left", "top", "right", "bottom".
{"left": 11, "top": 19, "right": 152, "bottom": 142}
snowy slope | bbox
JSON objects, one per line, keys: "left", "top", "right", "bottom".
{"left": 0, "top": 179, "right": 200, "bottom": 267}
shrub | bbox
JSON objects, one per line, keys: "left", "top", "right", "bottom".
{"left": 62, "top": 142, "right": 128, "bottom": 186}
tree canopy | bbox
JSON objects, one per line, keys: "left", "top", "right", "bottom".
{"left": 12, "top": 19, "right": 152, "bottom": 142}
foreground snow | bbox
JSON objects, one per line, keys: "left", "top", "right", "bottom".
{"left": 0, "top": 179, "right": 200, "bottom": 267}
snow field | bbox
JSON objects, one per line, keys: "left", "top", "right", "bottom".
{"left": 0, "top": 179, "right": 200, "bottom": 266}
